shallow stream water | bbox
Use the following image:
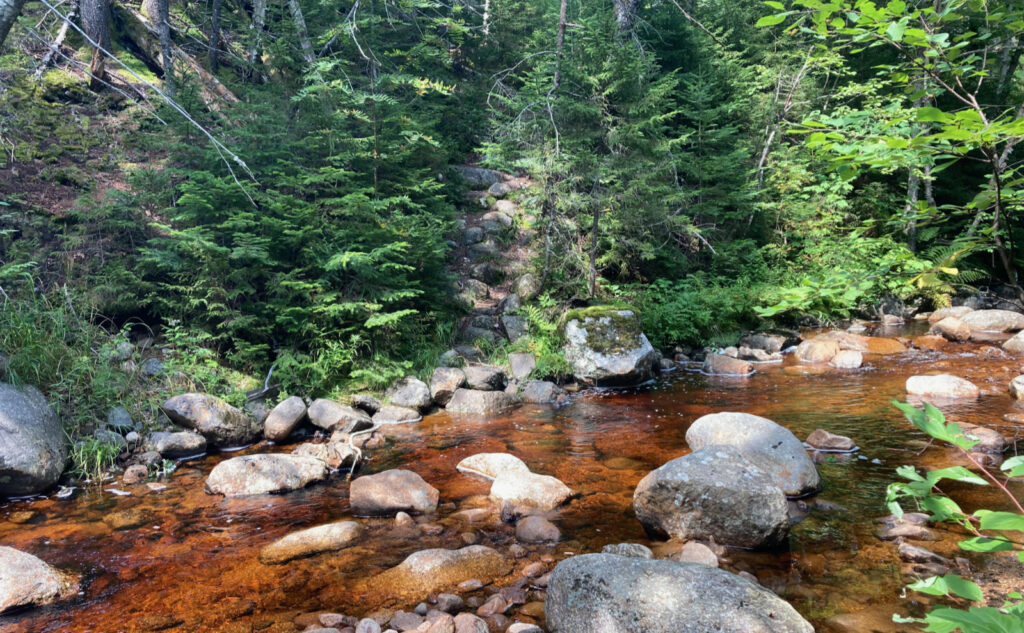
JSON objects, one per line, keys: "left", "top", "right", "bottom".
{"left": 3, "top": 323, "right": 1024, "bottom": 633}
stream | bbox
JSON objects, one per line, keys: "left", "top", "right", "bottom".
{"left": 3, "top": 323, "right": 1024, "bottom": 633}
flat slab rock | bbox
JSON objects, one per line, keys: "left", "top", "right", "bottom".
{"left": 357, "top": 546, "right": 511, "bottom": 600}
{"left": 545, "top": 554, "right": 813, "bottom": 633}
{"left": 0, "top": 546, "right": 77, "bottom": 614}
{"left": 308, "top": 399, "right": 373, "bottom": 431}
{"left": 259, "top": 521, "right": 361, "bottom": 564}
{"left": 960, "top": 309, "right": 1024, "bottom": 332}
{"left": 350, "top": 469, "right": 439, "bottom": 516}
{"left": 372, "top": 405, "right": 423, "bottom": 425}
{"left": 205, "top": 453, "right": 329, "bottom": 496}
{"left": 685, "top": 412, "right": 820, "bottom": 497}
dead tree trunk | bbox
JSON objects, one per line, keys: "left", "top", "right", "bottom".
{"left": 209, "top": 0, "right": 223, "bottom": 70}
{"left": 287, "top": 0, "right": 315, "bottom": 63}
{"left": 35, "top": 0, "right": 78, "bottom": 77}
{"left": 613, "top": 0, "right": 640, "bottom": 35}
{"left": 156, "top": 0, "right": 173, "bottom": 94}
{"left": 0, "top": 0, "right": 28, "bottom": 49}
{"left": 246, "top": 0, "right": 266, "bottom": 69}
{"left": 81, "top": 0, "right": 112, "bottom": 90}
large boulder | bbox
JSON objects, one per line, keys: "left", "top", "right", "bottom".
{"left": 350, "top": 469, "right": 439, "bottom": 516}
{"left": 259, "top": 521, "right": 362, "bottom": 564}
{"left": 633, "top": 446, "right": 789, "bottom": 548}
{"left": 520, "top": 380, "right": 567, "bottom": 404}
{"left": 545, "top": 554, "right": 813, "bottom": 633}
{"left": 930, "top": 317, "right": 971, "bottom": 342}
{"left": 1005, "top": 331, "right": 1024, "bottom": 353}
{"left": 456, "top": 453, "right": 530, "bottom": 480}
{"left": 507, "top": 353, "right": 536, "bottom": 381}
{"left": 563, "top": 308, "right": 658, "bottom": 386}
{"left": 0, "top": 383, "right": 67, "bottom": 496}
{"left": 372, "top": 405, "right": 423, "bottom": 425}
{"left": 462, "top": 365, "right": 507, "bottom": 391}
{"left": 453, "top": 166, "right": 504, "bottom": 188}
{"left": 0, "top": 546, "right": 77, "bottom": 614}
{"left": 906, "top": 375, "right": 980, "bottom": 400}
{"left": 359, "top": 546, "right": 511, "bottom": 599}
{"left": 490, "top": 471, "right": 573, "bottom": 514}
{"left": 960, "top": 309, "right": 1024, "bottom": 332}
{"left": 205, "top": 453, "right": 329, "bottom": 496}
{"left": 794, "top": 339, "right": 838, "bottom": 364}
{"left": 308, "top": 399, "right": 373, "bottom": 431}
{"left": 144, "top": 431, "right": 207, "bottom": 458}
{"left": 264, "top": 396, "right": 307, "bottom": 443}
{"left": 685, "top": 412, "right": 820, "bottom": 497}
{"left": 430, "top": 367, "right": 466, "bottom": 406}
{"left": 161, "top": 393, "right": 260, "bottom": 448}
{"left": 445, "top": 389, "right": 520, "bottom": 415}
{"left": 703, "top": 354, "right": 753, "bottom": 376}
{"left": 386, "top": 376, "right": 433, "bottom": 411}
{"left": 928, "top": 306, "right": 974, "bottom": 324}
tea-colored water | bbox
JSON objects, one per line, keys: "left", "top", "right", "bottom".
{"left": 3, "top": 325, "right": 1023, "bottom": 633}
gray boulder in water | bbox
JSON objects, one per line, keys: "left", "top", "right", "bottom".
{"left": 545, "top": 554, "right": 813, "bottom": 633}
{"left": 562, "top": 308, "right": 658, "bottom": 386}
{"left": 685, "top": 412, "right": 820, "bottom": 497}
{"left": 633, "top": 446, "right": 789, "bottom": 548}
{"left": 0, "top": 383, "right": 67, "bottom": 496}
{"left": 161, "top": 393, "right": 260, "bottom": 448}
{"left": 0, "top": 546, "right": 77, "bottom": 614}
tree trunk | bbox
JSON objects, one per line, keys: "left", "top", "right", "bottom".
{"left": 613, "top": 0, "right": 640, "bottom": 35}
{"left": 588, "top": 203, "right": 600, "bottom": 297}
{"left": 287, "top": 0, "right": 314, "bottom": 63}
{"left": 156, "top": 0, "right": 173, "bottom": 94}
{"left": 81, "top": 0, "right": 112, "bottom": 90}
{"left": 246, "top": 0, "right": 266, "bottom": 70}
{"left": 34, "top": 0, "right": 78, "bottom": 77}
{"left": 0, "top": 0, "right": 28, "bottom": 50}
{"left": 904, "top": 169, "right": 920, "bottom": 252}
{"left": 209, "top": 0, "right": 223, "bottom": 71}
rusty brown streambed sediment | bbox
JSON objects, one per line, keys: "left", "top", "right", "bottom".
{"left": 3, "top": 324, "right": 1024, "bottom": 633}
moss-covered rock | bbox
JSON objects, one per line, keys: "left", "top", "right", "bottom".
{"left": 562, "top": 307, "right": 658, "bottom": 386}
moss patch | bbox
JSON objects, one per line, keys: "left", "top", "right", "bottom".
{"left": 564, "top": 305, "right": 644, "bottom": 355}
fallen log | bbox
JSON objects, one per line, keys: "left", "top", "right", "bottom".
{"left": 112, "top": 2, "right": 238, "bottom": 107}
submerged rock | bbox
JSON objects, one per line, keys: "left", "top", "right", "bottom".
{"left": 0, "top": 546, "right": 77, "bottom": 614}
{"left": 545, "top": 554, "right": 814, "bottom": 633}
{"left": 829, "top": 350, "right": 863, "bottom": 369}
{"left": 360, "top": 546, "right": 511, "bottom": 599}
{"left": 906, "top": 374, "right": 980, "bottom": 400}
{"left": 685, "top": 412, "right": 820, "bottom": 497}
{"left": 562, "top": 308, "right": 658, "bottom": 386}
{"left": 515, "top": 516, "right": 561, "bottom": 543}
{"left": 633, "top": 446, "right": 789, "bottom": 548}
{"left": 161, "top": 393, "right": 260, "bottom": 448}
{"left": 350, "top": 469, "right": 439, "bottom": 516}
{"left": 600, "top": 543, "right": 653, "bottom": 559}
{"left": 0, "top": 383, "right": 67, "bottom": 496}
{"left": 205, "top": 453, "right": 329, "bottom": 496}
{"left": 445, "top": 389, "right": 520, "bottom": 415}
{"left": 259, "top": 521, "right": 361, "bottom": 564}
{"left": 264, "top": 396, "right": 307, "bottom": 442}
